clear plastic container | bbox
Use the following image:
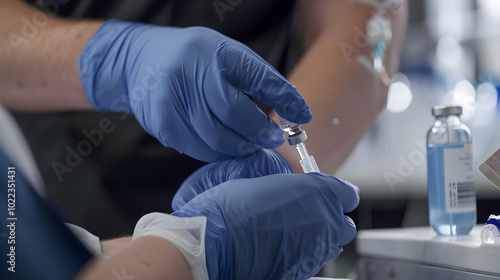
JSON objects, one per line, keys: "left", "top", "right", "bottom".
{"left": 426, "top": 105, "right": 476, "bottom": 235}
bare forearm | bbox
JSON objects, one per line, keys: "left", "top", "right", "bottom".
{"left": 277, "top": 1, "right": 408, "bottom": 174}
{"left": 77, "top": 236, "right": 194, "bottom": 280}
{"left": 0, "top": 0, "right": 102, "bottom": 111}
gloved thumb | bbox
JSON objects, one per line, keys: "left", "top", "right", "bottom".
{"left": 172, "top": 149, "right": 292, "bottom": 211}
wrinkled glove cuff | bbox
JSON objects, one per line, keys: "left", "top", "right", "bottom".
{"left": 79, "top": 19, "right": 135, "bottom": 113}
{"left": 133, "top": 212, "right": 209, "bottom": 280}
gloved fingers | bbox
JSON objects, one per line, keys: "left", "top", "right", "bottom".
{"left": 205, "top": 80, "right": 285, "bottom": 149}
{"left": 308, "top": 173, "right": 360, "bottom": 213}
{"left": 332, "top": 178, "right": 360, "bottom": 213}
{"left": 172, "top": 163, "right": 220, "bottom": 211}
{"left": 237, "top": 148, "right": 293, "bottom": 177}
{"left": 157, "top": 123, "right": 233, "bottom": 163}
{"left": 218, "top": 42, "right": 312, "bottom": 124}
{"left": 172, "top": 173, "right": 358, "bottom": 280}
{"left": 172, "top": 149, "right": 292, "bottom": 211}
{"left": 221, "top": 33, "right": 272, "bottom": 66}
{"left": 338, "top": 215, "right": 357, "bottom": 246}
{"left": 141, "top": 91, "right": 240, "bottom": 162}
{"left": 190, "top": 103, "right": 262, "bottom": 158}
{"left": 171, "top": 181, "right": 205, "bottom": 212}
{"left": 182, "top": 139, "right": 235, "bottom": 162}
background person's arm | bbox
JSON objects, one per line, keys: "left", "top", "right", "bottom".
{"left": 276, "top": 0, "right": 408, "bottom": 174}
{"left": 77, "top": 236, "right": 194, "bottom": 280}
{"left": 0, "top": 0, "right": 101, "bottom": 111}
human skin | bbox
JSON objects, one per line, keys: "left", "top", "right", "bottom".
{"left": 275, "top": 0, "right": 408, "bottom": 173}
{"left": 0, "top": 0, "right": 98, "bottom": 111}
{"left": 77, "top": 236, "right": 194, "bottom": 280}
{"left": 100, "top": 236, "right": 132, "bottom": 256}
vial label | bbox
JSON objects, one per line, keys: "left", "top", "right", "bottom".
{"left": 427, "top": 143, "right": 475, "bottom": 214}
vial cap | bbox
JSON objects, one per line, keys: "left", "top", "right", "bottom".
{"left": 487, "top": 215, "right": 500, "bottom": 229}
{"left": 432, "top": 105, "right": 463, "bottom": 117}
{"left": 288, "top": 130, "right": 307, "bottom": 145}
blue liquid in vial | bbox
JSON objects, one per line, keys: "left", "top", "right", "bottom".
{"left": 427, "top": 144, "right": 476, "bottom": 235}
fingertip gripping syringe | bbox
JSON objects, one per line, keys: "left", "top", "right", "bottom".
{"left": 279, "top": 117, "right": 320, "bottom": 173}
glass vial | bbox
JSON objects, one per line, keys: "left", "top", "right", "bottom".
{"left": 427, "top": 105, "right": 476, "bottom": 235}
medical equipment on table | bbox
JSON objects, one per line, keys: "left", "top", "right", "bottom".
{"left": 426, "top": 105, "right": 476, "bottom": 236}
{"left": 279, "top": 116, "right": 320, "bottom": 173}
{"left": 480, "top": 215, "right": 500, "bottom": 244}
{"left": 357, "top": 226, "right": 500, "bottom": 279}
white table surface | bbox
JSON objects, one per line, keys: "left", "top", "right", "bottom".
{"left": 356, "top": 225, "right": 500, "bottom": 275}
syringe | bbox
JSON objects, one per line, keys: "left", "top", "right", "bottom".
{"left": 355, "top": 14, "right": 392, "bottom": 87}
{"left": 279, "top": 116, "right": 320, "bottom": 173}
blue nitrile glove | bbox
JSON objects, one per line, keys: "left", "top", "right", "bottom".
{"left": 79, "top": 20, "right": 312, "bottom": 162}
{"left": 172, "top": 148, "right": 292, "bottom": 211}
{"left": 172, "top": 173, "right": 360, "bottom": 280}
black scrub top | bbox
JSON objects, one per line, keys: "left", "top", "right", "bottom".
{"left": 24, "top": 0, "right": 299, "bottom": 68}
{"left": 13, "top": 0, "right": 302, "bottom": 238}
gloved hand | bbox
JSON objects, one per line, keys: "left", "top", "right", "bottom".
{"left": 172, "top": 173, "right": 359, "bottom": 280}
{"left": 172, "top": 148, "right": 292, "bottom": 211}
{"left": 79, "top": 20, "right": 312, "bottom": 162}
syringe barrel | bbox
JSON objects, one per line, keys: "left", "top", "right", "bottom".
{"left": 300, "top": 155, "right": 320, "bottom": 173}
{"left": 296, "top": 143, "right": 309, "bottom": 159}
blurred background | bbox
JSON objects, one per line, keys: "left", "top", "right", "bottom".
{"left": 327, "top": 0, "right": 500, "bottom": 277}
